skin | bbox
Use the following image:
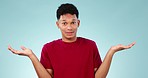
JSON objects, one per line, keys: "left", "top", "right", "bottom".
{"left": 8, "top": 13, "right": 136, "bottom": 78}
{"left": 56, "top": 13, "right": 80, "bottom": 42}
{"left": 95, "top": 42, "right": 135, "bottom": 78}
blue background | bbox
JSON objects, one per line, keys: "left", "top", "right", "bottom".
{"left": 0, "top": 0, "right": 148, "bottom": 78}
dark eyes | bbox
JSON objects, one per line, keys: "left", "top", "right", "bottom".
{"left": 71, "top": 22, "right": 76, "bottom": 24}
{"left": 62, "top": 22, "right": 76, "bottom": 25}
{"left": 62, "top": 22, "right": 67, "bottom": 25}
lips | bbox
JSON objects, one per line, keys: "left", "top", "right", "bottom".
{"left": 65, "top": 32, "right": 74, "bottom": 36}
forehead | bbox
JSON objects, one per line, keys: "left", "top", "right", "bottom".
{"left": 59, "top": 14, "right": 78, "bottom": 21}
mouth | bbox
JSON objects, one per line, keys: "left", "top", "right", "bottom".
{"left": 65, "top": 32, "right": 74, "bottom": 36}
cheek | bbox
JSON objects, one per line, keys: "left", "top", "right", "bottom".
{"left": 73, "top": 26, "right": 79, "bottom": 30}
{"left": 59, "top": 27, "right": 66, "bottom": 32}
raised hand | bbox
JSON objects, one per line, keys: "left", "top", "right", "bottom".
{"left": 8, "top": 45, "right": 33, "bottom": 57}
{"left": 95, "top": 42, "right": 136, "bottom": 78}
{"left": 8, "top": 45, "right": 52, "bottom": 78}
{"left": 110, "top": 42, "right": 136, "bottom": 53}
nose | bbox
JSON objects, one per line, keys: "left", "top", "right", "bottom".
{"left": 67, "top": 25, "right": 72, "bottom": 30}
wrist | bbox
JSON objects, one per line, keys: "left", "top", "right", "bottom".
{"left": 108, "top": 48, "right": 116, "bottom": 55}
{"left": 28, "top": 53, "right": 35, "bottom": 59}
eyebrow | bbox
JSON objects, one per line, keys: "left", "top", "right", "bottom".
{"left": 60, "top": 20, "right": 66, "bottom": 21}
{"left": 60, "top": 19, "right": 77, "bottom": 22}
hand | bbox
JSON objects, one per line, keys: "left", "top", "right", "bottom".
{"left": 8, "top": 45, "right": 33, "bottom": 57}
{"left": 110, "top": 42, "right": 136, "bottom": 53}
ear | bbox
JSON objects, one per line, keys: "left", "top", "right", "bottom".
{"left": 56, "top": 21, "right": 60, "bottom": 28}
{"left": 77, "top": 20, "right": 80, "bottom": 27}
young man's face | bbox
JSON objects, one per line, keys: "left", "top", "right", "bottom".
{"left": 56, "top": 13, "right": 80, "bottom": 42}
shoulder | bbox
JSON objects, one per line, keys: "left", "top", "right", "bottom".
{"left": 79, "top": 37, "right": 99, "bottom": 52}
{"left": 43, "top": 39, "right": 61, "bottom": 48}
{"left": 79, "top": 37, "right": 96, "bottom": 44}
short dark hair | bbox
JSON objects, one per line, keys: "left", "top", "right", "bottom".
{"left": 56, "top": 3, "right": 79, "bottom": 20}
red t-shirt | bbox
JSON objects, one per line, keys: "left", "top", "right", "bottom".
{"left": 40, "top": 37, "right": 102, "bottom": 78}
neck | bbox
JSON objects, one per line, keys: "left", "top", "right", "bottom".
{"left": 62, "top": 37, "right": 77, "bottom": 43}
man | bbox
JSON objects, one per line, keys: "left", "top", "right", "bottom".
{"left": 8, "top": 3, "right": 135, "bottom": 78}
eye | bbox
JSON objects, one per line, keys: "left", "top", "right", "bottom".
{"left": 62, "top": 22, "right": 67, "bottom": 25}
{"left": 71, "top": 22, "right": 76, "bottom": 24}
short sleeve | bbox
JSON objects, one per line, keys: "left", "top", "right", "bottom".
{"left": 93, "top": 42, "right": 102, "bottom": 68}
{"left": 40, "top": 44, "right": 53, "bottom": 69}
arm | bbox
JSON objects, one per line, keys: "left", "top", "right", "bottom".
{"left": 95, "top": 42, "right": 136, "bottom": 78}
{"left": 8, "top": 45, "right": 52, "bottom": 78}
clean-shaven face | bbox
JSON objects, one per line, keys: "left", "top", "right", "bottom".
{"left": 56, "top": 13, "right": 80, "bottom": 42}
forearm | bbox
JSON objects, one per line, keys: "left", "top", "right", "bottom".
{"left": 95, "top": 50, "right": 115, "bottom": 78}
{"left": 29, "top": 53, "right": 52, "bottom": 78}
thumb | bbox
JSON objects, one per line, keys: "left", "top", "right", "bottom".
{"left": 20, "top": 46, "right": 27, "bottom": 50}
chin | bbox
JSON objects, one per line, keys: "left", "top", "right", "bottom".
{"left": 66, "top": 36, "right": 75, "bottom": 39}
{"left": 65, "top": 35, "right": 76, "bottom": 39}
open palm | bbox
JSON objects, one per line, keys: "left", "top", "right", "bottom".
{"left": 110, "top": 42, "right": 136, "bottom": 53}
{"left": 8, "top": 45, "right": 33, "bottom": 57}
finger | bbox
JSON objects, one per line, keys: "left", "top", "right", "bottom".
{"left": 123, "top": 42, "right": 136, "bottom": 49}
{"left": 8, "top": 45, "right": 11, "bottom": 50}
{"left": 121, "top": 45, "right": 130, "bottom": 49}
{"left": 118, "top": 44, "right": 131, "bottom": 50}
{"left": 21, "top": 46, "right": 26, "bottom": 50}
{"left": 8, "top": 45, "right": 22, "bottom": 55}
{"left": 8, "top": 45, "right": 17, "bottom": 53}
{"left": 131, "top": 42, "right": 136, "bottom": 46}
{"left": 128, "top": 42, "right": 136, "bottom": 47}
